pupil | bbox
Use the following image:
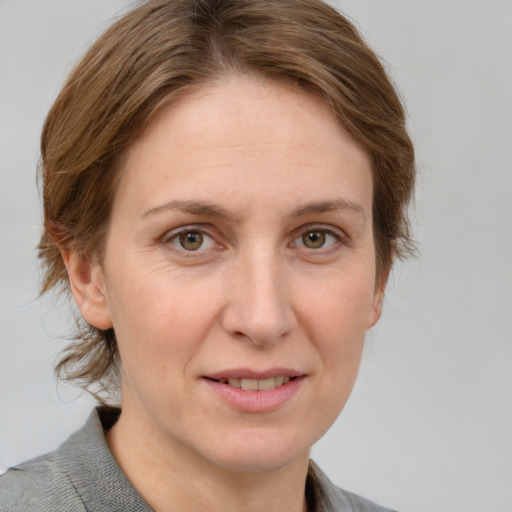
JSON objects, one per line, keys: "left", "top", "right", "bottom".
{"left": 304, "top": 231, "right": 325, "bottom": 248}
{"left": 180, "top": 232, "right": 203, "bottom": 250}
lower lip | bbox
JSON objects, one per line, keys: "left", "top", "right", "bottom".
{"left": 203, "top": 377, "right": 305, "bottom": 413}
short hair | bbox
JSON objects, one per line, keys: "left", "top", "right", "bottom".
{"left": 38, "top": 0, "right": 415, "bottom": 401}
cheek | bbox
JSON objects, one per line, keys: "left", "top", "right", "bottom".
{"left": 300, "top": 272, "right": 375, "bottom": 380}
{"left": 106, "top": 266, "right": 221, "bottom": 374}
{"left": 302, "top": 268, "right": 376, "bottom": 334}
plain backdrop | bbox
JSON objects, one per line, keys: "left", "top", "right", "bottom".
{"left": 1, "top": 1, "right": 511, "bottom": 511}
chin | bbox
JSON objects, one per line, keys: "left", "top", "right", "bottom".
{"left": 197, "top": 427, "right": 313, "bottom": 474}
{"left": 209, "top": 449, "right": 309, "bottom": 475}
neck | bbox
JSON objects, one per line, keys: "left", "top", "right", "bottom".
{"left": 105, "top": 406, "right": 310, "bottom": 512}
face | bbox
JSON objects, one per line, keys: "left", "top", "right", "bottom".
{"left": 70, "top": 76, "right": 384, "bottom": 474}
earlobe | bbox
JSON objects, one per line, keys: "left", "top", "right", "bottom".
{"left": 62, "top": 250, "right": 113, "bottom": 330}
{"left": 366, "top": 287, "right": 384, "bottom": 330}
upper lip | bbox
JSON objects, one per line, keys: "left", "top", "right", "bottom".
{"left": 204, "top": 368, "right": 305, "bottom": 380}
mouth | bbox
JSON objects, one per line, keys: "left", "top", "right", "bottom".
{"left": 209, "top": 376, "right": 295, "bottom": 391}
{"left": 203, "top": 370, "right": 305, "bottom": 412}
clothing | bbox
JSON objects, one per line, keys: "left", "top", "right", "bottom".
{"left": 1, "top": 408, "right": 397, "bottom": 512}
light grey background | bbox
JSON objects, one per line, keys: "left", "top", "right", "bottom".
{"left": 1, "top": 1, "right": 511, "bottom": 511}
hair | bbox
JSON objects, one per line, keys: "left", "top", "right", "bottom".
{"left": 38, "top": 0, "right": 415, "bottom": 402}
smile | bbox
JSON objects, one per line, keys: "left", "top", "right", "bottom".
{"left": 216, "top": 376, "right": 292, "bottom": 391}
{"left": 204, "top": 371, "right": 305, "bottom": 412}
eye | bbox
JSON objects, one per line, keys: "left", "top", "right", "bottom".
{"left": 168, "top": 230, "right": 216, "bottom": 252}
{"left": 293, "top": 229, "right": 340, "bottom": 250}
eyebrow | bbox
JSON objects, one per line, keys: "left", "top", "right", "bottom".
{"left": 289, "top": 198, "right": 366, "bottom": 219}
{"left": 141, "top": 197, "right": 365, "bottom": 223}
{"left": 141, "top": 200, "right": 240, "bottom": 222}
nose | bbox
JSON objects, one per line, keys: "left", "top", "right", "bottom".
{"left": 220, "top": 247, "right": 296, "bottom": 346}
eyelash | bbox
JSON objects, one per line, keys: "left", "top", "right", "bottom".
{"left": 161, "top": 225, "right": 219, "bottom": 255}
{"left": 160, "top": 224, "right": 346, "bottom": 255}
{"left": 290, "top": 225, "right": 344, "bottom": 252}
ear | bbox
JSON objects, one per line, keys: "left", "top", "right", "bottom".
{"left": 61, "top": 250, "right": 113, "bottom": 330}
{"left": 366, "top": 285, "right": 385, "bottom": 330}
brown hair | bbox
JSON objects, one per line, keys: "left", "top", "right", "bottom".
{"left": 39, "top": 0, "right": 415, "bottom": 401}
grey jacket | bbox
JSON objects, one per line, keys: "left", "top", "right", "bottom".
{"left": 0, "top": 408, "right": 397, "bottom": 512}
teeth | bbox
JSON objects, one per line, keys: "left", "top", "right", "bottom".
{"left": 221, "top": 376, "right": 293, "bottom": 390}
{"left": 240, "top": 379, "right": 259, "bottom": 391}
{"left": 227, "top": 378, "right": 240, "bottom": 388}
{"left": 258, "top": 377, "right": 277, "bottom": 391}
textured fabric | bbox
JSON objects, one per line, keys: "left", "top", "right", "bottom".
{"left": 0, "top": 408, "right": 397, "bottom": 512}
{"left": 306, "top": 460, "right": 397, "bottom": 512}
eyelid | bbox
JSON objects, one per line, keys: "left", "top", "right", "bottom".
{"left": 161, "top": 224, "right": 221, "bottom": 253}
{"left": 160, "top": 222, "right": 348, "bottom": 253}
{"left": 290, "top": 223, "right": 346, "bottom": 249}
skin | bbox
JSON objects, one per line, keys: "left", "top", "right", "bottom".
{"left": 64, "top": 75, "right": 384, "bottom": 512}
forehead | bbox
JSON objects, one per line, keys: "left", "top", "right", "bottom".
{"left": 130, "top": 75, "right": 363, "bottom": 154}
{"left": 114, "top": 75, "right": 373, "bottom": 219}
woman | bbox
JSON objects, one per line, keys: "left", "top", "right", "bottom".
{"left": 0, "top": 0, "right": 415, "bottom": 511}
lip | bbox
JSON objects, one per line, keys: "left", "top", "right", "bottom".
{"left": 205, "top": 367, "right": 304, "bottom": 381}
{"left": 202, "top": 368, "right": 306, "bottom": 413}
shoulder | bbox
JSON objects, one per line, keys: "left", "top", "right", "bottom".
{"left": 0, "top": 453, "right": 86, "bottom": 512}
{"left": 0, "top": 408, "right": 151, "bottom": 512}
{"left": 308, "top": 461, "right": 398, "bottom": 512}
{"left": 325, "top": 485, "right": 398, "bottom": 512}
